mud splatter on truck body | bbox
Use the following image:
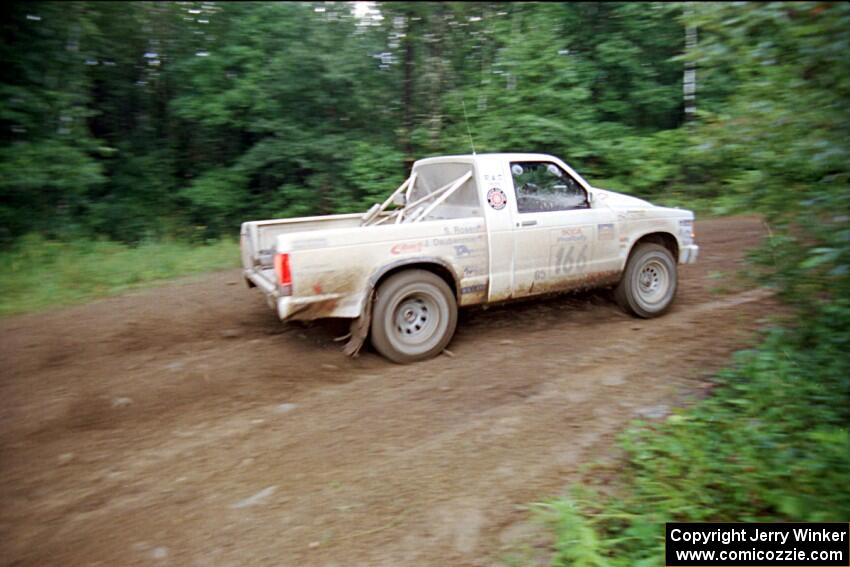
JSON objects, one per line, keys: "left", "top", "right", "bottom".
{"left": 240, "top": 153, "right": 698, "bottom": 359}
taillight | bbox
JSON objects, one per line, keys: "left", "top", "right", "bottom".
{"left": 274, "top": 253, "right": 292, "bottom": 296}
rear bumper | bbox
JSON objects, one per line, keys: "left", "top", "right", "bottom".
{"left": 679, "top": 244, "right": 699, "bottom": 264}
{"left": 276, "top": 294, "right": 355, "bottom": 320}
{"left": 243, "top": 269, "right": 356, "bottom": 320}
{"left": 244, "top": 268, "right": 278, "bottom": 297}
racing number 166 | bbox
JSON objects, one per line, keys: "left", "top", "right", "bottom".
{"left": 554, "top": 244, "right": 588, "bottom": 275}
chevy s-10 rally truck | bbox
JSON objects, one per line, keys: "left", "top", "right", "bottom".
{"left": 240, "top": 153, "right": 699, "bottom": 363}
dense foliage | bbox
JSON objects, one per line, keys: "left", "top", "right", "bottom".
{"left": 1, "top": 1, "right": 692, "bottom": 243}
{"left": 539, "top": 310, "right": 850, "bottom": 566}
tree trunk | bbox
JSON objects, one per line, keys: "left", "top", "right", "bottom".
{"left": 683, "top": 3, "right": 697, "bottom": 121}
{"left": 402, "top": 14, "right": 415, "bottom": 172}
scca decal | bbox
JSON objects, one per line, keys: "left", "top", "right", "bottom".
{"left": 558, "top": 227, "right": 587, "bottom": 242}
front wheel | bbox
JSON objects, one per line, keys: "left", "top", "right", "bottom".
{"left": 614, "top": 243, "right": 678, "bottom": 318}
{"left": 371, "top": 269, "right": 458, "bottom": 364}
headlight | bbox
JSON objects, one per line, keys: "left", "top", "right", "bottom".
{"left": 679, "top": 219, "right": 694, "bottom": 243}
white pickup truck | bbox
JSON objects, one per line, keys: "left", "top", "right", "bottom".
{"left": 240, "top": 153, "right": 698, "bottom": 363}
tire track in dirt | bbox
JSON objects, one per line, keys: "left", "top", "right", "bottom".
{"left": 0, "top": 216, "right": 775, "bottom": 566}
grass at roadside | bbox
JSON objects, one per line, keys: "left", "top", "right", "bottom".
{"left": 525, "top": 302, "right": 850, "bottom": 567}
{"left": 0, "top": 234, "right": 239, "bottom": 316}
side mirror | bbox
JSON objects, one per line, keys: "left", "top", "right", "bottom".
{"left": 392, "top": 193, "right": 407, "bottom": 207}
{"left": 587, "top": 191, "right": 595, "bottom": 206}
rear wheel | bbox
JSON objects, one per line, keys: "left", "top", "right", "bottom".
{"left": 614, "top": 243, "right": 678, "bottom": 318}
{"left": 371, "top": 270, "right": 457, "bottom": 364}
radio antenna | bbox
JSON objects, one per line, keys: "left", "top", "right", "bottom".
{"left": 461, "top": 99, "right": 477, "bottom": 155}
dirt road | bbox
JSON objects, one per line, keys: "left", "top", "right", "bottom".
{"left": 0, "top": 216, "right": 774, "bottom": 567}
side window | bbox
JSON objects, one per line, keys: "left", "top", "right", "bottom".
{"left": 511, "top": 161, "right": 588, "bottom": 213}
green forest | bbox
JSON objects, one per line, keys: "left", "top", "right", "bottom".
{"left": 2, "top": 1, "right": 848, "bottom": 563}
{"left": 5, "top": 1, "right": 844, "bottom": 244}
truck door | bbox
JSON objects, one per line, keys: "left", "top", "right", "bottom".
{"left": 508, "top": 160, "right": 618, "bottom": 298}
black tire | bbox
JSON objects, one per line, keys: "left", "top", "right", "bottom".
{"left": 614, "top": 243, "right": 678, "bottom": 318}
{"left": 371, "top": 269, "right": 458, "bottom": 364}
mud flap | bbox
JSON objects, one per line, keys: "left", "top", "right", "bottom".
{"left": 343, "top": 288, "right": 375, "bottom": 358}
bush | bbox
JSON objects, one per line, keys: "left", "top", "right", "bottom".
{"left": 537, "top": 302, "right": 850, "bottom": 566}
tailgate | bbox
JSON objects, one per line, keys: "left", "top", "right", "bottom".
{"left": 240, "top": 213, "right": 365, "bottom": 271}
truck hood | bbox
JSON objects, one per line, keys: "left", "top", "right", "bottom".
{"left": 590, "top": 187, "right": 654, "bottom": 209}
